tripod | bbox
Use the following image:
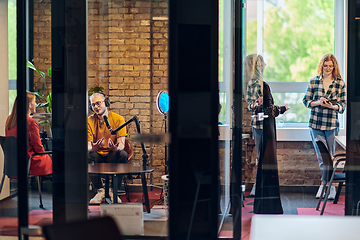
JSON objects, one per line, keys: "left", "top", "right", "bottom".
{"left": 164, "top": 114, "right": 168, "bottom": 175}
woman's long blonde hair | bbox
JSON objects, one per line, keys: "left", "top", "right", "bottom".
{"left": 317, "top": 53, "right": 342, "bottom": 79}
{"left": 243, "top": 54, "right": 265, "bottom": 97}
{"left": 5, "top": 92, "right": 36, "bottom": 130}
{"left": 243, "top": 54, "right": 257, "bottom": 96}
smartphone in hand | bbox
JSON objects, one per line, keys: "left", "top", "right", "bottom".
{"left": 322, "top": 99, "right": 337, "bottom": 107}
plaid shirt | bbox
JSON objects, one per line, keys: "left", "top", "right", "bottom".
{"left": 302, "top": 75, "right": 346, "bottom": 130}
{"left": 246, "top": 78, "right": 263, "bottom": 129}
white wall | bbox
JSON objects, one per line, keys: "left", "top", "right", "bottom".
{"left": 0, "top": 0, "right": 10, "bottom": 200}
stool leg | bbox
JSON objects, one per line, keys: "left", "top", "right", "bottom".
{"left": 113, "top": 175, "right": 118, "bottom": 203}
{"left": 37, "top": 176, "right": 44, "bottom": 209}
{"left": 105, "top": 175, "right": 111, "bottom": 204}
{"left": 241, "top": 192, "right": 245, "bottom": 207}
{"left": 141, "top": 172, "right": 151, "bottom": 213}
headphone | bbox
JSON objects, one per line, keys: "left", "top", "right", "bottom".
{"left": 89, "top": 92, "right": 110, "bottom": 112}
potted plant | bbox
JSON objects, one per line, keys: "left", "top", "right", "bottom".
{"left": 26, "top": 60, "right": 52, "bottom": 135}
{"left": 88, "top": 86, "right": 104, "bottom": 96}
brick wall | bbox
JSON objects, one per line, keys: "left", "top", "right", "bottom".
{"left": 277, "top": 141, "right": 321, "bottom": 186}
{"left": 33, "top": 0, "right": 52, "bottom": 136}
{"left": 241, "top": 136, "right": 327, "bottom": 186}
{"left": 33, "top": 0, "right": 52, "bottom": 95}
{"left": 87, "top": 0, "right": 169, "bottom": 184}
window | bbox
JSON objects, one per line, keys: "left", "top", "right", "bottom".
{"left": 8, "top": 0, "right": 16, "bottom": 112}
{"left": 218, "top": 0, "right": 231, "bottom": 125}
{"left": 243, "top": 0, "right": 346, "bottom": 140}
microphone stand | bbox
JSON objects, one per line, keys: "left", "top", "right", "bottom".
{"left": 108, "top": 115, "right": 149, "bottom": 169}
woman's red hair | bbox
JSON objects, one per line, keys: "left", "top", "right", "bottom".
{"left": 317, "top": 53, "right": 342, "bottom": 79}
{"left": 5, "top": 92, "right": 36, "bottom": 130}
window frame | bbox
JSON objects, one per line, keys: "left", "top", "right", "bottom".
{"left": 218, "top": 0, "right": 233, "bottom": 140}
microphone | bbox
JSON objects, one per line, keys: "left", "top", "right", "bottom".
{"left": 103, "top": 115, "right": 113, "bottom": 133}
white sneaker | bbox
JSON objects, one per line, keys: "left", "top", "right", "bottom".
{"left": 315, "top": 185, "right": 324, "bottom": 199}
{"left": 250, "top": 183, "right": 256, "bottom": 196}
{"left": 110, "top": 188, "right": 122, "bottom": 203}
{"left": 90, "top": 188, "right": 105, "bottom": 204}
{"left": 327, "top": 185, "right": 336, "bottom": 200}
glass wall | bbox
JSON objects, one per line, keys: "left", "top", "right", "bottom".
{"left": 1, "top": 0, "right": 171, "bottom": 238}
{"left": 216, "top": 0, "right": 352, "bottom": 238}
{"left": 3, "top": 0, "right": 360, "bottom": 239}
{"left": 86, "top": 0, "right": 169, "bottom": 236}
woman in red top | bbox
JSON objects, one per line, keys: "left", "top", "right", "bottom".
{"left": 5, "top": 92, "right": 52, "bottom": 176}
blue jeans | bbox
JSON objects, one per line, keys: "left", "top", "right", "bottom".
{"left": 309, "top": 128, "right": 336, "bottom": 182}
{"left": 252, "top": 127, "right": 263, "bottom": 162}
{"left": 252, "top": 127, "right": 263, "bottom": 179}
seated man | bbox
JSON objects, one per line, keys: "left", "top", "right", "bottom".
{"left": 88, "top": 92, "right": 128, "bottom": 203}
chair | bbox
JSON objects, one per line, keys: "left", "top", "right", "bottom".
{"left": 0, "top": 136, "right": 52, "bottom": 209}
{"left": 42, "top": 216, "right": 123, "bottom": 240}
{"left": 315, "top": 140, "right": 346, "bottom": 215}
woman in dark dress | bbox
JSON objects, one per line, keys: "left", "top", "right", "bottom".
{"left": 246, "top": 55, "right": 289, "bottom": 214}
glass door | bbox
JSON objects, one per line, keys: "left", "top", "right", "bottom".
{"left": 86, "top": 0, "right": 169, "bottom": 237}
{"left": 238, "top": 0, "right": 346, "bottom": 238}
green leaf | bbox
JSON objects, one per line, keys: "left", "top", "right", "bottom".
{"left": 37, "top": 102, "right": 49, "bottom": 108}
{"left": 26, "top": 60, "right": 37, "bottom": 71}
{"left": 33, "top": 91, "right": 45, "bottom": 100}
{"left": 46, "top": 93, "right": 52, "bottom": 102}
{"left": 88, "top": 86, "right": 105, "bottom": 96}
{"left": 26, "top": 60, "right": 45, "bottom": 79}
{"left": 47, "top": 68, "right": 52, "bottom": 78}
{"left": 46, "top": 93, "right": 52, "bottom": 109}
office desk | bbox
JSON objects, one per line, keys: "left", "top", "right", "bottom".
{"left": 88, "top": 163, "right": 154, "bottom": 213}
{"left": 335, "top": 136, "right": 346, "bottom": 149}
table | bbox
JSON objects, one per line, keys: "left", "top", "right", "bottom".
{"left": 335, "top": 136, "right": 346, "bottom": 149}
{"left": 250, "top": 215, "right": 360, "bottom": 240}
{"left": 88, "top": 163, "right": 154, "bottom": 213}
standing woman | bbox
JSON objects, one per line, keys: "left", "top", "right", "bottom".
{"left": 5, "top": 92, "right": 52, "bottom": 176}
{"left": 246, "top": 55, "right": 289, "bottom": 214}
{"left": 244, "top": 54, "right": 261, "bottom": 196}
{"left": 303, "top": 53, "right": 346, "bottom": 200}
